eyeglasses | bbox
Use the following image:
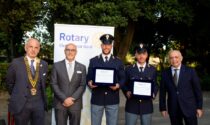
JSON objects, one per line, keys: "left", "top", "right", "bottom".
{"left": 65, "top": 49, "right": 76, "bottom": 52}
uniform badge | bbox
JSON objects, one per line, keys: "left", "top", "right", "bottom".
{"left": 139, "top": 43, "right": 144, "bottom": 48}
{"left": 106, "top": 34, "right": 109, "bottom": 40}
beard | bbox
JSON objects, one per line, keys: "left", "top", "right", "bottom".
{"left": 102, "top": 49, "right": 111, "bottom": 55}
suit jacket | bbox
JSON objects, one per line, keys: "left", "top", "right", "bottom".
{"left": 159, "top": 64, "right": 203, "bottom": 117}
{"left": 50, "top": 60, "right": 86, "bottom": 110}
{"left": 87, "top": 54, "right": 125, "bottom": 105}
{"left": 122, "top": 63, "right": 158, "bottom": 115}
{"left": 6, "top": 57, "right": 48, "bottom": 114}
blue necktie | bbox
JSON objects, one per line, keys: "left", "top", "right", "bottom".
{"left": 139, "top": 67, "right": 143, "bottom": 72}
{"left": 30, "top": 60, "right": 35, "bottom": 77}
{"left": 105, "top": 56, "right": 108, "bottom": 62}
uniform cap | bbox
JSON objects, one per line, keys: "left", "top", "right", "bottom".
{"left": 135, "top": 43, "right": 148, "bottom": 54}
{"left": 100, "top": 34, "right": 114, "bottom": 44}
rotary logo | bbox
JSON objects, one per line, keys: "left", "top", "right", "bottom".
{"left": 91, "top": 32, "right": 106, "bottom": 48}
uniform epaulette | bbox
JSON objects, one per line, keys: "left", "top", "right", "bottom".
{"left": 116, "top": 56, "right": 120, "bottom": 59}
{"left": 111, "top": 54, "right": 115, "bottom": 59}
{"left": 97, "top": 55, "right": 101, "bottom": 58}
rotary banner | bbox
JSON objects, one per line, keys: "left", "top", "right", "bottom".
{"left": 53, "top": 24, "right": 114, "bottom": 125}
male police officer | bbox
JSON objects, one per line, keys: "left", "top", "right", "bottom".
{"left": 87, "top": 34, "right": 125, "bottom": 125}
{"left": 122, "top": 43, "right": 158, "bottom": 125}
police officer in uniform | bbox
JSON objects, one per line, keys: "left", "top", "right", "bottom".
{"left": 122, "top": 43, "right": 158, "bottom": 125}
{"left": 87, "top": 34, "right": 125, "bottom": 125}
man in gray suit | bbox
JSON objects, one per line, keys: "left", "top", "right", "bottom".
{"left": 6, "top": 38, "right": 48, "bottom": 125}
{"left": 50, "top": 43, "right": 86, "bottom": 125}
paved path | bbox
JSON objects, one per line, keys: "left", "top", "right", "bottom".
{"left": 0, "top": 91, "right": 209, "bottom": 125}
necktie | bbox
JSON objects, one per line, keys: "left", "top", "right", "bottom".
{"left": 105, "top": 56, "right": 108, "bottom": 62}
{"left": 30, "top": 60, "right": 35, "bottom": 78}
{"left": 139, "top": 67, "right": 143, "bottom": 72}
{"left": 173, "top": 69, "right": 178, "bottom": 86}
{"left": 68, "top": 63, "right": 74, "bottom": 81}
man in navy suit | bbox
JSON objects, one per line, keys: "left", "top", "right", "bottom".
{"left": 159, "top": 50, "right": 203, "bottom": 125}
{"left": 6, "top": 38, "right": 48, "bottom": 125}
{"left": 87, "top": 34, "right": 125, "bottom": 125}
{"left": 122, "top": 43, "right": 158, "bottom": 125}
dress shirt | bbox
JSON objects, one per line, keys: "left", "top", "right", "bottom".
{"left": 26, "top": 56, "right": 37, "bottom": 70}
{"left": 171, "top": 65, "right": 181, "bottom": 82}
{"left": 102, "top": 53, "right": 111, "bottom": 62}
{"left": 65, "top": 59, "right": 75, "bottom": 73}
{"left": 136, "top": 62, "right": 147, "bottom": 72}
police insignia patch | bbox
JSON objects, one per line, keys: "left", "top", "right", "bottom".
{"left": 140, "top": 43, "right": 143, "bottom": 48}
{"left": 106, "top": 34, "right": 109, "bottom": 40}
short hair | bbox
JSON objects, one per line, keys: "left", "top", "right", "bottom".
{"left": 167, "top": 49, "right": 183, "bottom": 61}
{"left": 25, "top": 38, "right": 41, "bottom": 47}
{"left": 65, "top": 43, "right": 77, "bottom": 50}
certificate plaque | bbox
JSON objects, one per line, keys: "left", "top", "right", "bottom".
{"left": 131, "top": 79, "right": 154, "bottom": 100}
{"left": 93, "top": 67, "right": 116, "bottom": 86}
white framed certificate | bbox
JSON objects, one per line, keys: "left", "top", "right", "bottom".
{"left": 93, "top": 67, "right": 116, "bottom": 86}
{"left": 133, "top": 81, "right": 152, "bottom": 96}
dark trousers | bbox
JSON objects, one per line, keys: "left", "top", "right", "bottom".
{"left": 13, "top": 99, "right": 45, "bottom": 125}
{"left": 169, "top": 105, "right": 197, "bottom": 125}
{"left": 55, "top": 108, "right": 81, "bottom": 125}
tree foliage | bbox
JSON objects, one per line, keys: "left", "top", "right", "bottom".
{"left": 1, "top": 0, "right": 210, "bottom": 75}
{"left": 46, "top": 0, "right": 196, "bottom": 60}
{"left": 0, "top": 0, "right": 45, "bottom": 61}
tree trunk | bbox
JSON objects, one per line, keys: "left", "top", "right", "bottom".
{"left": 114, "top": 20, "right": 135, "bottom": 61}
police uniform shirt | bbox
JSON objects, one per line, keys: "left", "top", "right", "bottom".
{"left": 124, "top": 62, "right": 158, "bottom": 115}
{"left": 87, "top": 54, "right": 125, "bottom": 106}
{"left": 136, "top": 62, "right": 146, "bottom": 72}
{"left": 102, "top": 53, "right": 111, "bottom": 62}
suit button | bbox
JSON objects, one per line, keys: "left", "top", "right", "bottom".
{"left": 177, "top": 91, "right": 179, "bottom": 94}
{"left": 139, "top": 100, "right": 142, "bottom": 102}
{"left": 105, "top": 92, "right": 107, "bottom": 95}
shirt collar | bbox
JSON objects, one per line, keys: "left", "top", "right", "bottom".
{"left": 102, "top": 53, "right": 111, "bottom": 60}
{"left": 26, "top": 56, "right": 37, "bottom": 64}
{"left": 136, "top": 62, "right": 146, "bottom": 68}
{"left": 171, "top": 65, "right": 181, "bottom": 70}
{"left": 65, "top": 59, "right": 75, "bottom": 66}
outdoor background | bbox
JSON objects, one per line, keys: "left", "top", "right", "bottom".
{"left": 0, "top": 0, "right": 210, "bottom": 125}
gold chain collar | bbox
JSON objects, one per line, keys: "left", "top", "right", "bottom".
{"left": 24, "top": 56, "right": 40, "bottom": 88}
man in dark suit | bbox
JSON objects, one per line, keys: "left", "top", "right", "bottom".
{"left": 122, "top": 43, "right": 158, "bottom": 125}
{"left": 87, "top": 34, "right": 125, "bottom": 125}
{"left": 6, "top": 38, "right": 48, "bottom": 125}
{"left": 50, "top": 43, "right": 86, "bottom": 125}
{"left": 159, "top": 50, "right": 203, "bottom": 125}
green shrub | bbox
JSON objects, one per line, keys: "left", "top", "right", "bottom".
{"left": 200, "top": 74, "right": 210, "bottom": 91}
{"left": 0, "top": 63, "right": 54, "bottom": 108}
{"left": 0, "top": 63, "right": 8, "bottom": 90}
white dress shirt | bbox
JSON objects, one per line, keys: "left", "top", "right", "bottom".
{"left": 26, "top": 56, "right": 37, "bottom": 70}
{"left": 102, "top": 53, "right": 111, "bottom": 62}
{"left": 136, "top": 62, "right": 146, "bottom": 72}
{"left": 65, "top": 59, "right": 75, "bottom": 72}
{"left": 171, "top": 65, "right": 181, "bottom": 81}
